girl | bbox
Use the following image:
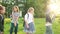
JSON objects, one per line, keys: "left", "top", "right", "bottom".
{"left": 45, "top": 12, "right": 53, "bottom": 34}
{"left": 10, "top": 6, "right": 20, "bottom": 34}
{"left": 0, "top": 5, "right": 5, "bottom": 34}
{"left": 45, "top": 10, "right": 55, "bottom": 34}
{"left": 24, "top": 7, "right": 35, "bottom": 34}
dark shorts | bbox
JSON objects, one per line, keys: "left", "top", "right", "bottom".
{"left": 10, "top": 23, "right": 18, "bottom": 33}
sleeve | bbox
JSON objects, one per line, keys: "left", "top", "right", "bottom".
{"left": 2, "top": 17, "right": 4, "bottom": 25}
{"left": 12, "top": 12, "right": 14, "bottom": 17}
{"left": 24, "top": 14, "right": 28, "bottom": 21}
{"left": 0, "top": 15, "right": 2, "bottom": 22}
{"left": 0, "top": 15, "right": 4, "bottom": 26}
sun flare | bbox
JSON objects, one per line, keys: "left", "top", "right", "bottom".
{"left": 48, "top": 0, "right": 60, "bottom": 15}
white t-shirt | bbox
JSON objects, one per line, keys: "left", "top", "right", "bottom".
{"left": 11, "top": 12, "right": 19, "bottom": 23}
{"left": 24, "top": 13, "right": 34, "bottom": 24}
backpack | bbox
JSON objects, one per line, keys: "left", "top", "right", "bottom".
{"left": 23, "top": 14, "right": 29, "bottom": 27}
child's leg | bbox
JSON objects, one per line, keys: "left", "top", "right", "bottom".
{"left": 15, "top": 24, "right": 18, "bottom": 34}
{"left": 10, "top": 23, "right": 14, "bottom": 34}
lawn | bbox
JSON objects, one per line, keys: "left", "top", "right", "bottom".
{"left": 4, "top": 18, "right": 60, "bottom": 34}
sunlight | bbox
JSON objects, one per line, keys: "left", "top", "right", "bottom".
{"left": 48, "top": 0, "right": 60, "bottom": 15}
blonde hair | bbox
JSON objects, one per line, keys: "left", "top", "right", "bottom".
{"left": 2, "top": 6, "right": 5, "bottom": 12}
{"left": 12, "top": 6, "right": 19, "bottom": 12}
{"left": 27, "top": 7, "right": 34, "bottom": 12}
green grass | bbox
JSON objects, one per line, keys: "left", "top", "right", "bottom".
{"left": 4, "top": 18, "right": 60, "bottom": 34}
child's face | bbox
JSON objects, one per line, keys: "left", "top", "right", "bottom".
{"left": 30, "top": 9, "right": 34, "bottom": 14}
{"left": 0, "top": 10, "right": 4, "bottom": 14}
{"left": 0, "top": 6, "right": 5, "bottom": 14}
{"left": 3, "top": 8, "right": 5, "bottom": 14}
{"left": 13, "top": 7, "right": 17, "bottom": 12}
{"left": 3, "top": 10, "right": 5, "bottom": 14}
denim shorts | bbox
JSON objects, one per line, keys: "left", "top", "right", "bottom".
{"left": 24, "top": 22, "right": 35, "bottom": 33}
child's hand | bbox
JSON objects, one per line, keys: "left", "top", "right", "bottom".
{"left": 26, "top": 24, "right": 29, "bottom": 29}
{"left": 14, "top": 23, "right": 16, "bottom": 27}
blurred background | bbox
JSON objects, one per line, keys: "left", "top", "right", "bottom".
{"left": 0, "top": 0, "right": 60, "bottom": 34}
{"left": 0, "top": 0, "right": 46, "bottom": 18}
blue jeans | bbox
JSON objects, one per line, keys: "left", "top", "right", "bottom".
{"left": 10, "top": 23, "right": 18, "bottom": 34}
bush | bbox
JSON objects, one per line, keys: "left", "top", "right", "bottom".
{"left": 4, "top": 18, "right": 11, "bottom": 24}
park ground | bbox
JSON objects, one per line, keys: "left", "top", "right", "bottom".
{"left": 4, "top": 18, "right": 60, "bottom": 34}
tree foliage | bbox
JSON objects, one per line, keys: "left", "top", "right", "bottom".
{"left": 24, "top": 0, "right": 46, "bottom": 18}
{"left": 0, "top": 0, "right": 46, "bottom": 18}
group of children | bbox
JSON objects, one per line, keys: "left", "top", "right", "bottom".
{"left": 0, "top": 5, "right": 55, "bottom": 34}
{"left": 0, "top": 5, "right": 35, "bottom": 34}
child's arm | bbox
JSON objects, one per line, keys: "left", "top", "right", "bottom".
{"left": 14, "top": 15, "right": 19, "bottom": 26}
{"left": 25, "top": 19, "right": 29, "bottom": 28}
{"left": 33, "top": 17, "right": 34, "bottom": 23}
{"left": 24, "top": 15, "right": 29, "bottom": 28}
{"left": 12, "top": 13, "right": 17, "bottom": 26}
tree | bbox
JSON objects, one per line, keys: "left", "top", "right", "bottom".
{"left": 24, "top": 0, "right": 46, "bottom": 18}
{"left": 1, "top": 0, "right": 46, "bottom": 18}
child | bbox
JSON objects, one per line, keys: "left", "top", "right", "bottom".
{"left": 10, "top": 6, "right": 20, "bottom": 34}
{"left": 24, "top": 7, "right": 35, "bottom": 34}
{"left": 45, "top": 12, "right": 53, "bottom": 34}
{"left": 45, "top": 11, "right": 55, "bottom": 34}
{"left": 0, "top": 5, "right": 5, "bottom": 34}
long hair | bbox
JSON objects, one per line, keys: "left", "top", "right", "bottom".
{"left": 27, "top": 7, "right": 34, "bottom": 15}
{"left": 12, "top": 6, "right": 19, "bottom": 12}
{"left": 27, "top": 7, "right": 34, "bottom": 12}
{"left": 0, "top": 6, "right": 4, "bottom": 14}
